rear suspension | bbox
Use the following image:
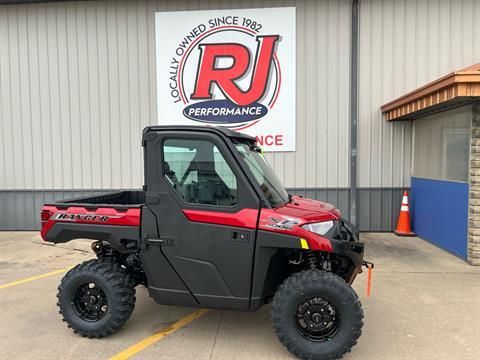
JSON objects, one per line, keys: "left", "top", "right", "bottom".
{"left": 91, "top": 241, "right": 146, "bottom": 286}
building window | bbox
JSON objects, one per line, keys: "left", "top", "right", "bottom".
{"left": 413, "top": 106, "right": 471, "bottom": 183}
{"left": 163, "top": 138, "right": 238, "bottom": 206}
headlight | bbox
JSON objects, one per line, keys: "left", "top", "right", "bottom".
{"left": 301, "top": 221, "right": 334, "bottom": 235}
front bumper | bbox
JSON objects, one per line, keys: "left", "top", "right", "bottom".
{"left": 325, "top": 219, "right": 364, "bottom": 283}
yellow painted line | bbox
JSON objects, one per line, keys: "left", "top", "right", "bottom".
{"left": 0, "top": 268, "right": 70, "bottom": 289}
{"left": 110, "top": 309, "right": 209, "bottom": 360}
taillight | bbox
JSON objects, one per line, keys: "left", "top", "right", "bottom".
{"left": 41, "top": 209, "right": 53, "bottom": 227}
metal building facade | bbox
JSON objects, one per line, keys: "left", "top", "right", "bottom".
{"left": 357, "top": 0, "right": 480, "bottom": 229}
{"left": 0, "top": 0, "right": 479, "bottom": 230}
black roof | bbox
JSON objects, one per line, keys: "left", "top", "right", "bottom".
{"left": 143, "top": 125, "right": 256, "bottom": 143}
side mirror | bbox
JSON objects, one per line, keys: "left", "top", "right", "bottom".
{"left": 253, "top": 146, "right": 263, "bottom": 153}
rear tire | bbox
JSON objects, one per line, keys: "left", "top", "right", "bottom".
{"left": 271, "top": 270, "right": 363, "bottom": 360}
{"left": 57, "top": 259, "right": 136, "bottom": 338}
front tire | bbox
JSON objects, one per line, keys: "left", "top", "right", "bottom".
{"left": 272, "top": 270, "right": 363, "bottom": 360}
{"left": 57, "top": 259, "right": 136, "bottom": 338}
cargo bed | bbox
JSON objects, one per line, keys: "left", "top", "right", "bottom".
{"left": 41, "top": 191, "right": 144, "bottom": 251}
{"left": 45, "top": 191, "right": 145, "bottom": 208}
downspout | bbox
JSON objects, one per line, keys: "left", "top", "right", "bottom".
{"left": 349, "top": 0, "right": 359, "bottom": 227}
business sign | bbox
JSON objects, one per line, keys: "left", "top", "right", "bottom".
{"left": 155, "top": 7, "right": 296, "bottom": 151}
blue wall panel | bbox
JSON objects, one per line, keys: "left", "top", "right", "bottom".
{"left": 411, "top": 177, "right": 469, "bottom": 259}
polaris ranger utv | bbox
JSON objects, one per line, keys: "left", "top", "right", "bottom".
{"left": 41, "top": 126, "right": 368, "bottom": 360}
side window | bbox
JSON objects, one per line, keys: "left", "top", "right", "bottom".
{"left": 163, "top": 138, "right": 238, "bottom": 206}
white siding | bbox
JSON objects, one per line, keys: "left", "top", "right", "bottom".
{"left": 0, "top": 0, "right": 351, "bottom": 190}
{"left": 358, "top": 0, "right": 480, "bottom": 188}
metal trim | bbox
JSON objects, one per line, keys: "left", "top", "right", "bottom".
{"left": 349, "top": 0, "right": 359, "bottom": 227}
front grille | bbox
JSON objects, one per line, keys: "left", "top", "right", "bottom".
{"left": 328, "top": 219, "right": 359, "bottom": 243}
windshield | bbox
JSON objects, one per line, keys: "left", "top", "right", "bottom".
{"left": 235, "top": 142, "right": 289, "bottom": 208}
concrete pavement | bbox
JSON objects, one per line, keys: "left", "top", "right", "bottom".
{"left": 0, "top": 232, "right": 479, "bottom": 359}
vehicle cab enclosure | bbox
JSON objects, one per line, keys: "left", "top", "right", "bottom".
{"left": 141, "top": 126, "right": 363, "bottom": 311}
{"left": 41, "top": 126, "right": 364, "bottom": 312}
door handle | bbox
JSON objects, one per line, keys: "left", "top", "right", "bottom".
{"left": 231, "top": 230, "right": 249, "bottom": 243}
{"left": 146, "top": 237, "right": 174, "bottom": 246}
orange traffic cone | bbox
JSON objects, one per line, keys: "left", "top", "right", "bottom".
{"left": 394, "top": 191, "right": 416, "bottom": 236}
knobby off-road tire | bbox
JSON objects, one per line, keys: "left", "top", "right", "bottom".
{"left": 272, "top": 270, "right": 363, "bottom": 360}
{"left": 57, "top": 259, "right": 136, "bottom": 338}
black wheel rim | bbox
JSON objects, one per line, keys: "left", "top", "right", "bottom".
{"left": 72, "top": 282, "right": 108, "bottom": 322}
{"left": 295, "top": 297, "right": 340, "bottom": 342}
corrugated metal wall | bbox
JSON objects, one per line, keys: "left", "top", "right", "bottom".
{"left": 0, "top": 0, "right": 351, "bottom": 191}
{"left": 0, "top": 0, "right": 154, "bottom": 190}
{"left": 358, "top": 0, "right": 480, "bottom": 188}
{"left": 2, "top": 0, "right": 479, "bottom": 231}
{"left": 0, "top": 189, "right": 108, "bottom": 230}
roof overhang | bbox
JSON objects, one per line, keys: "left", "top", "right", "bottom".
{"left": 0, "top": 1, "right": 81, "bottom": 5}
{"left": 381, "top": 64, "right": 480, "bottom": 121}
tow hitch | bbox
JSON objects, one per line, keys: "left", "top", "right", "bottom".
{"left": 362, "top": 260, "right": 375, "bottom": 269}
{"left": 362, "top": 261, "right": 375, "bottom": 297}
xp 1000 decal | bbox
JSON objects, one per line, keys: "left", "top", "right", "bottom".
{"left": 156, "top": 8, "right": 296, "bottom": 151}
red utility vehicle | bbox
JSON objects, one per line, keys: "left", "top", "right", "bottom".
{"left": 41, "top": 126, "right": 370, "bottom": 359}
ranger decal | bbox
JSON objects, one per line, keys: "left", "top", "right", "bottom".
{"left": 54, "top": 213, "right": 117, "bottom": 222}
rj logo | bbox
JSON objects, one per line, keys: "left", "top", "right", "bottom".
{"left": 191, "top": 35, "right": 279, "bottom": 106}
